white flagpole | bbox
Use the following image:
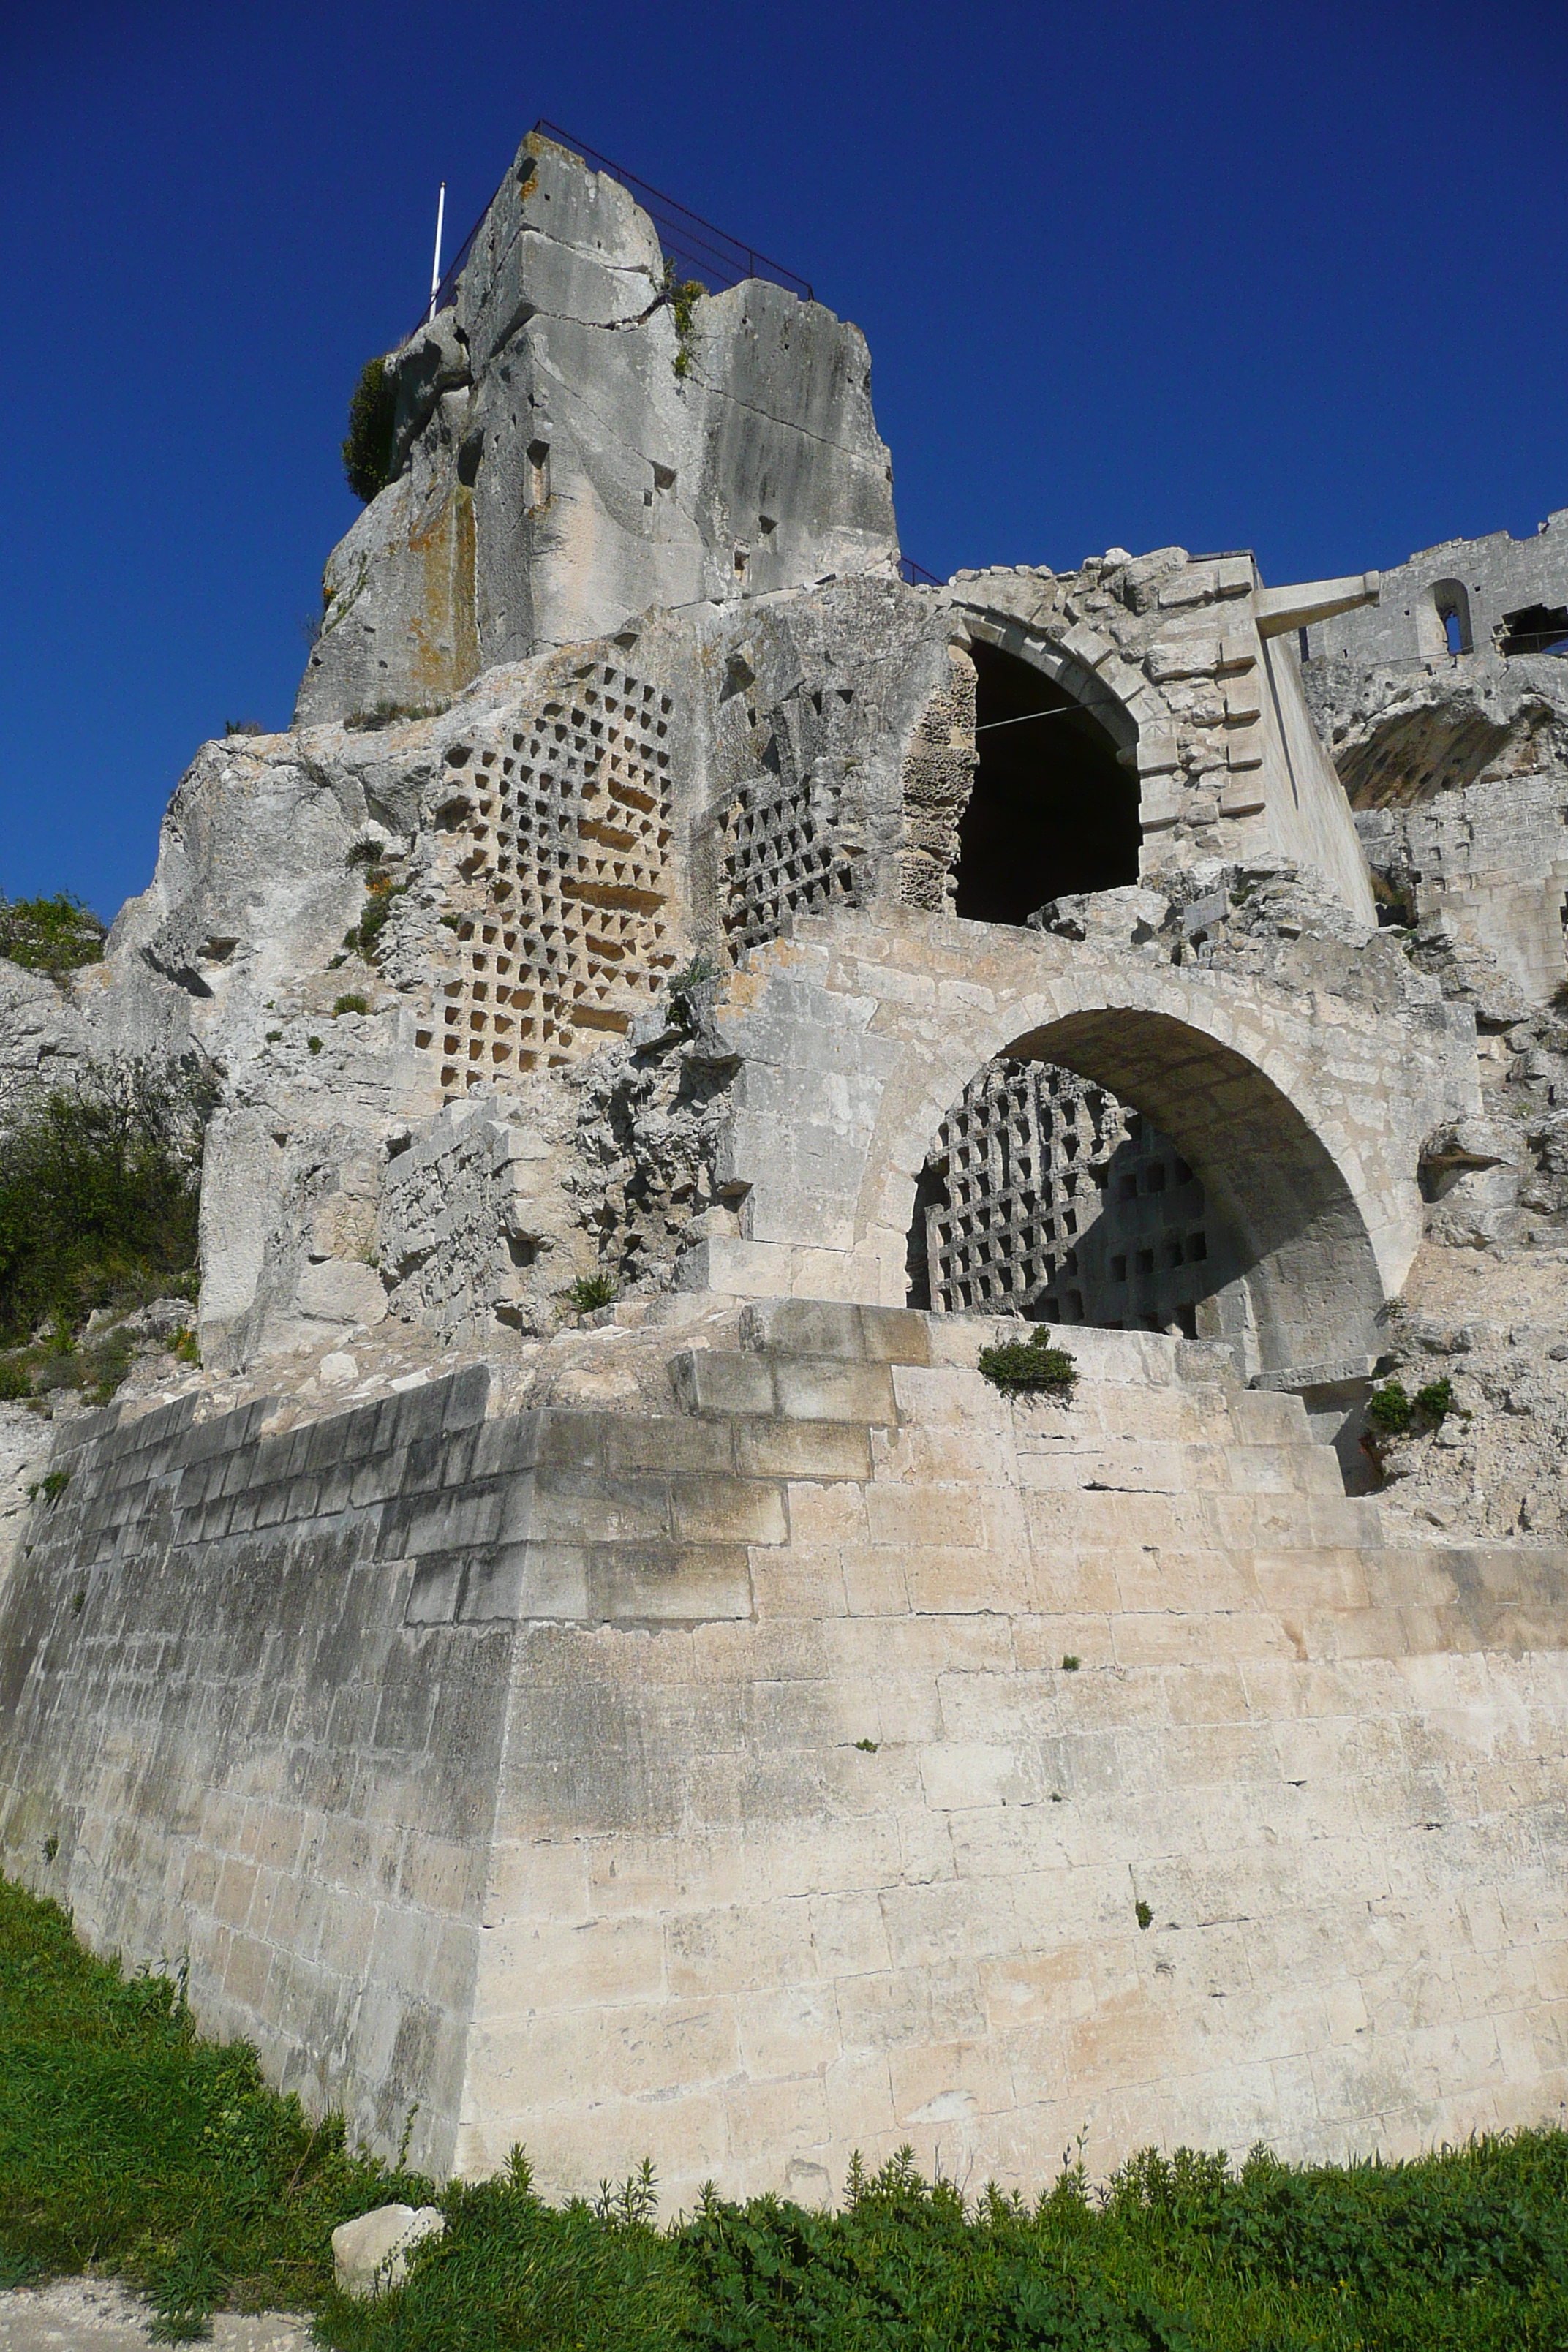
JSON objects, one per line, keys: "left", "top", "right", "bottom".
{"left": 427, "top": 182, "right": 447, "bottom": 323}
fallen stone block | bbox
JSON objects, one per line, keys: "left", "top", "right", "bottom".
{"left": 331, "top": 2203, "right": 445, "bottom": 2297}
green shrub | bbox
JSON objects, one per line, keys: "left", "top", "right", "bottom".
{"left": 1367, "top": 1379, "right": 1411, "bottom": 1436}
{"left": 171, "top": 1327, "right": 200, "bottom": 1365}
{"left": 333, "top": 994, "right": 371, "bottom": 1018}
{"left": 0, "top": 1065, "right": 207, "bottom": 1348}
{"left": 568, "top": 1271, "right": 618, "bottom": 1316}
{"left": 663, "top": 953, "right": 715, "bottom": 1031}
{"left": 0, "top": 894, "right": 106, "bottom": 978}
{"left": 0, "top": 1359, "right": 31, "bottom": 1402}
{"left": 977, "top": 1329, "right": 1078, "bottom": 1398}
{"left": 345, "top": 881, "right": 408, "bottom": 964}
{"left": 342, "top": 356, "right": 397, "bottom": 504}
{"left": 663, "top": 262, "right": 704, "bottom": 381}
{"left": 1368, "top": 1376, "right": 1456, "bottom": 1447}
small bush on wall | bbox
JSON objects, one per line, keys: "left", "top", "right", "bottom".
{"left": 0, "top": 894, "right": 106, "bottom": 977}
{"left": 342, "top": 357, "right": 396, "bottom": 504}
{"left": 977, "top": 1329, "right": 1078, "bottom": 1399}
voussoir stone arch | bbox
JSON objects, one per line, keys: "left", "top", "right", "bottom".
{"left": 709, "top": 912, "right": 1467, "bottom": 1378}
{"left": 954, "top": 601, "right": 1161, "bottom": 755}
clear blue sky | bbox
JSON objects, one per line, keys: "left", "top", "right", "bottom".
{"left": 4, "top": 0, "right": 1564, "bottom": 925}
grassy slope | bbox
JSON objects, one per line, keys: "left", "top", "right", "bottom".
{"left": 1, "top": 1874, "right": 1566, "bottom": 2348}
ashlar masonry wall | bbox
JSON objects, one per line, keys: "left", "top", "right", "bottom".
{"left": 4, "top": 1311, "right": 1568, "bottom": 2206}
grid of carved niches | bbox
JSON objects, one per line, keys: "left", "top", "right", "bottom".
{"left": 925, "top": 1061, "right": 1123, "bottom": 1316}
{"left": 722, "top": 772, "right": 857, "bottom": 954}
{"left": 416, "top": 665, "right": 677, "bottom": 1092}
{"left": 923, "top": 1060, "right": 1211, "bottom": 1332}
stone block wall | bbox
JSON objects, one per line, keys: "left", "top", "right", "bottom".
{"left": 0, "top": 1371, "right": 502, "bottom": 2173}
{"left": 4, "top": 1312, "right": 1568, "bottom": 2208}
{"left": 1357, "top": 772, "right": 1568, "bottom": 1007}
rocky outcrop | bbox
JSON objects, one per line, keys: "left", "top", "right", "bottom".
{"left": 294, "top": 132, "right": 899, "bottom": 728}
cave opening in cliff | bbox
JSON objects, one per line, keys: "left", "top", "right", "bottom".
{"left": 952, "top": 642, "right": 1140, "bottom": 927}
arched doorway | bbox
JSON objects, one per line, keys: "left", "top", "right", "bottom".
{"left": 907, "top": 1055, "right": 1243, "bottom": 1345}
{"left": 898, "top": 1006, "right": 1387, "bottom": 1376}
{"left": 953, "top": 641, "right": 1141, "bottom": 925}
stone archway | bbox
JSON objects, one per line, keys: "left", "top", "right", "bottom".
{"left": 900, "top": 1010, "right": 1379, "bottom": 1373}
{"left": 701, "top": 913, "right": 1465, "bottom": 1380}
{"left": 952, "top": 641, "right": 1141, "bottom": 924}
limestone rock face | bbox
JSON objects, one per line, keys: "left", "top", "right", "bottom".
{"left": 295, "top": 132, "right": 898, "bottom": 727}
{"left": 331, "top": 2204, "right": 445, "bottom": 2296}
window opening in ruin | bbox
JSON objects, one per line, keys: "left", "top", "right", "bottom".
{"left": 1498, "top": 603, "right": 1568, "bottom": 658}
{"left": 1431, "top": 579, "right": 1472, "bottom": 658}
{"left": 953, "top": 644, "right": 1139, "bottom": 925}
{"left": 906, "top": 1055, "right": 1235, "bottom": 1343}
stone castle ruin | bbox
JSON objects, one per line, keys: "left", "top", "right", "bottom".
{"left": 4, "top": 127, "right": 1568, "bottom": 2204}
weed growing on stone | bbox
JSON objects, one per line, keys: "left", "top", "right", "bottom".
{"left": 976, "top": 1330, "right": 1079, "bottom": 1398}
{"left": 344, "top": 881, "right": 409, "bottom": 964}
{"left": 1366, "top": 1375, "right": 1460, "bottom": 1456}
{"left": 662, "top": 263, "right": 704, "bottom": 380}
{"left": 333, "top": 995, "right": 371, "bottom": 1019}
{"left": 343, "top": 700, "right": 449, "bottom": 733}
{"left": 5, "top": 1874, "right": 1568, "bottom": 2348}
{"left": 664, "top": 954, "right": 715, "bottom": 1030}
{"left": 568, "top": 1271, "right": 619, "bottom": 1316}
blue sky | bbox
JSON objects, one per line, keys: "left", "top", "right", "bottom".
{"left": 4, "top": 0, "right": 1565, "bottom": 924}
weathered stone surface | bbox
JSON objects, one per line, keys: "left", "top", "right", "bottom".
{"left": 331, "top": 2204, "right": 445, "bottom": 2296}
{"left": 11, "top": 109, "right": 1568, "bottom": 2218}
{"left": 6, "top": 1317, "right": 1568, "bottom": 2207}
{"left": 294, "top": 132, "right": 898, "bottom": 728}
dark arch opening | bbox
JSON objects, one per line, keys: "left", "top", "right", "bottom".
{"left": 904, "top": 1008, "right": 1385, "bottom": 1376}
{"left": 953, "top": 642, "right": 1140, "bottom": 926}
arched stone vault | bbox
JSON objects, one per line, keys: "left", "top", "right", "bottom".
{"left": 698, "top": 909, "right": 1479, "bottom": 1378}
{"left": 957, "top": 605, "right": 1142, "bottom": 757}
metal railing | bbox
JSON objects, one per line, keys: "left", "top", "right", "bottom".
{"left": 898, "top": 554, "right": 942, "bottom": 587}
{"left": 409, "top": 119, "right": 812, "bottom": 340}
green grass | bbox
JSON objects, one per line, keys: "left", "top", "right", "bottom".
{"left": 4, "top": 1873, "right": 1568, "bottom": 2348}
{"left": 0, "top": 1877, "right": 430, "bottom": 2338}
